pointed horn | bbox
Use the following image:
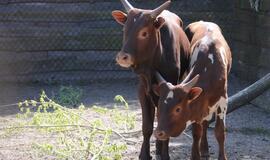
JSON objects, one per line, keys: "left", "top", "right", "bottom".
{"left": 120, "top": 0, "right": 134, "bottom": 12}
{"left": 182, "top": 74, "right": 200, "bottom": 92}
{"left": 150, "top": 0, "right": 171, "bottom": 19}
{"left": 155, "top": 71, "right": 167, "bottom": 85}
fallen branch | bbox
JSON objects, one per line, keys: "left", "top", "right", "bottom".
{"left": 227, "top": 73, "right": 270, "bottom": 114}
{"left": 207, "top": 73, "right": 270, "bottom": 125}
{"left": 0, "top": 124, "right": 139, "bottom": 144}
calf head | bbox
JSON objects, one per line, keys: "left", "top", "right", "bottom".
{"left": 153, "top": 72, "right": 202, "bottom": 140}
{"left": 112, "top": 0, "right": 171, "bottom": 68}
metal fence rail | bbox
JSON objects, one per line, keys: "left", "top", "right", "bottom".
{"left": 0, "top": 0, "right": 233, "bottom": 84}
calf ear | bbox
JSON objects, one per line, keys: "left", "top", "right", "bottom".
{"left": 152, "top": 84, "right": 160, "bottom": 96}
{"left": 188, "top": 87, "right": 202, "bottom": 101}
{"left": 112, "top": 10, "right": 127, "bottom": 25}
{"left": 154, "top": 17, "right": 165, "bottom": 30}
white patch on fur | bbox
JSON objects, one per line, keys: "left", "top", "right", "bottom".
{"left": 203, "top": 97, "right": 228, "bottom": 122}
{"left": 201, "top": 36, "right": 213, "bottom": 46}
{"left": 185, "top": 120, "right": 194, "bottom": 129}
{"left": 204, "top": 67, "right": 207, "bottom": 72}
{"left": 201, "top": 36, "right": 212, "bottom": 46}
{"left": 190, "top": 46, "right": 199, "bottom": 67}
{"left": 190, "top": 36, "right": 214, "bottom": 68}
{"left": 134, "top": 18, "right": 136, "bottom": 22}
{"left": 219, "top": 47, "right": 227, "bottom": 65}
{"left": 216, "top": 97, "right": 228, "bottom": 124}
{"left": 208, "top": 54, "right": 214, "bottom": 64}
{"left": 164, "top": 91, "right": 174, "bottom": 104}
{"left": 167, "top": 91, "right": 174, "bottom": 99}
{"left": 203, "top": 103, "right": 217, "bottom": 121}
{"left": 207, "top": 26, "right": 214, "bottom": 32}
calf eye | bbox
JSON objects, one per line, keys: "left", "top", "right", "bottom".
{"left": 176, "top": 108, "right": 181, "bottom": 113}
{"left": 142, "top": 32, "right": 148, "bottom": 37}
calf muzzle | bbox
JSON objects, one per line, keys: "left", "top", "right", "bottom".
{"left": 115, "top": 51, "right": 134, "bottom": 68}
{"left": 154, "top": 129, "right": 169, "bottom": 141}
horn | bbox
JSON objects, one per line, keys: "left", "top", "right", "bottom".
{"left": 182, "top": 74, "right": 200, "bottom": 92}
{"left": 155, "top": 71, "right": 167, "bottom": 85}
{"left": 120, "top": 0, "right": 134, "bottom": 12}
{"left": 150, "top": 0, "right": 171, "bottom": 19}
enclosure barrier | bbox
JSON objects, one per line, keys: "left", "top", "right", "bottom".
{"left": 0, "top": 0, "right": 233, "bottom": 84}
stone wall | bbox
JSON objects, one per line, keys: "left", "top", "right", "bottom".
{"left": 233, "top": 0, "right": 270, "bottom": 110}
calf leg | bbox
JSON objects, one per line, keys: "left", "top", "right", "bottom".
{"left": 191, "top": 123, "right": 203, "bottom": 160}
{"left": 139, "top": 99, "right": 155, "bottom": 160}
{"left": 139, "top": 85, "right": 155, "bottom": 160}
{"left": 156, "top": 139, "right": 170, "bottom": 160}
{"left": 200, "top": 121, "right": 209, "bottom": 160}
{"left": 214, "top": 116, "right": 227, "bottom": 160}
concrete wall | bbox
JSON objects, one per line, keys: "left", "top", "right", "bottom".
{"left": 233, "top": 0, "right": 270, "bottom": 111}
{"left": 233, "top": 0, "right": 270, "bottom": 81}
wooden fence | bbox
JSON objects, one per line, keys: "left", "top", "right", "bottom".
{"left": 233, "top": 0, "right": 270, "bottom": 81}
{"left": 0, "top": 0, "right": 234, "bottom": 83}
{"left": 232, "top": 0, "right": 270, "bottom": 110}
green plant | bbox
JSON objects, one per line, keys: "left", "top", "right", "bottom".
{"left": 53, "top": 86, "right": 83, "bottom": 107}
{"left": 113, "top": 95, "right": 136, "bottom": 132}
{"left": 11, "top": 91, "right": 135, "bottom": 159}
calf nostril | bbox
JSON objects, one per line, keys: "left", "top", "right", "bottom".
{"left": 155, "top": 130, "right": 165, "bottom": 138}
{"left": 122, "top": 55, "right": 128, "bottom": 60}
{"left": 158, "top": 132, "right": 164, "bottom": 137}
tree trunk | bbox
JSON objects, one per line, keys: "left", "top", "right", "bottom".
{"left": 227, "top": 73, "right": 270, "bottom": 114}
{"left": 208, "top": 73, "right": 270, "bottom": 125}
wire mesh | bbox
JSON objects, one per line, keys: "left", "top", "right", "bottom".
{"left": 0, "top": 0, "right": 233, "bottom": 84}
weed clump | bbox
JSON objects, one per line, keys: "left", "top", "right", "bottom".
{"left": 11, "top": 91, "right": 135, "bottom": 160}
{"left": 53, "top": 86, "right": 83, "bottom": 107}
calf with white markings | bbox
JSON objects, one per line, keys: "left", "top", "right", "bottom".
{"left": 153, "top": 21, "right": 232, "bottom": 160}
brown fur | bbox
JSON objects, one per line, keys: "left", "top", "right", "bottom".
{"left": 155, "top": 21, "right": 232, "bottom": 160}
{"left": 112, "top": 2, "right": 191, "bottom": 159}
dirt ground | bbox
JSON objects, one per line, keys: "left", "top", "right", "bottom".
{"left": 0, "top": 73, "right": 270, "bottom": 160}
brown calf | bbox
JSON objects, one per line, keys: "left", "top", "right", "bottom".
{"left": 154, "top": 21, "right": 232, "bottom": 160}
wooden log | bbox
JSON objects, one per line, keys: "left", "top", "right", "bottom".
{"left": 0, "top": 70, "right": 136, "bottom": 84}
{"left": 0, "top": 22, "right": 121, "bottom": 37}
{"left": 0, "top": 34, "right": 122, "bottom": 51}
{"left": 0, "top": 50, "right": 121, "bottom": 75}
{"left": 209, "top": 73, "right": 270, "bottom": 124}
{"left": 0, "top": 0, "right": 108, "bottom": 4}
{"left": 0, "top": 0, "right": 233, "bottom": 12}
{"left": 0, "top": 1, "right": 233, "bottom": 22}
{"left": 227, "top": 73, "right": 270, "bottom": 114}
